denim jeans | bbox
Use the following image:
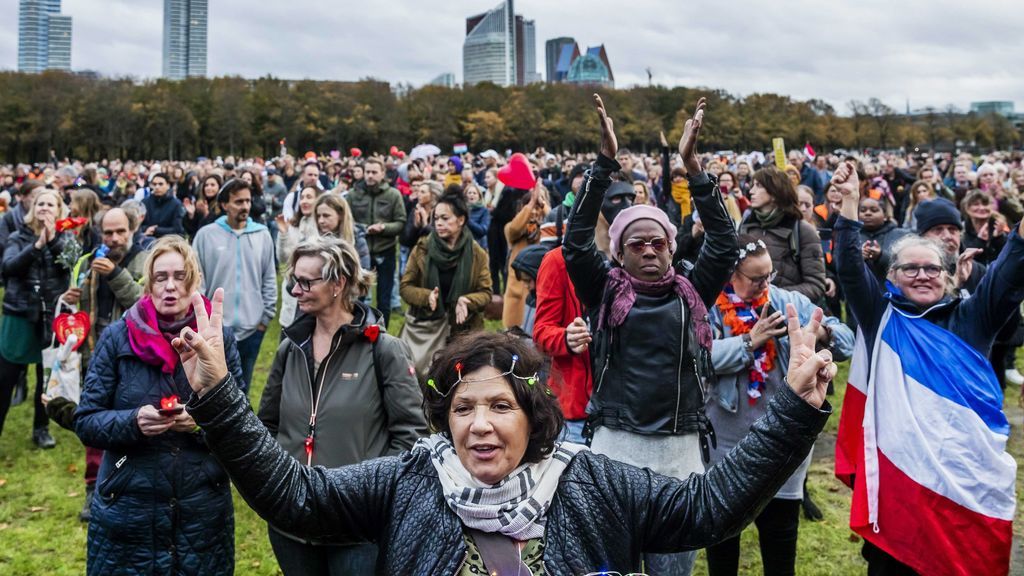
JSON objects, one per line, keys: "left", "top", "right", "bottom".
{"left": 235, "top": 329, "right": 266, "bottom": 392}
{"left": 268, "top": 527, "right": 378, "bottom": 575}
{"left": 373, "top": 250, "right": 397, "bottom": 328}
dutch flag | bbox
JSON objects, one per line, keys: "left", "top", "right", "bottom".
{"left": 836, "top": 305, "right": 1016, "bottom": 575}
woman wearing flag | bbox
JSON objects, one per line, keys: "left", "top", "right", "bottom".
{"left": 832, "top": 161, "right": 1024, "bottom": 576}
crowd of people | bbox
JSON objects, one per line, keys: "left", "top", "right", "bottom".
{"left": 0, "top": 91, "right": 1022, "bottom": 575}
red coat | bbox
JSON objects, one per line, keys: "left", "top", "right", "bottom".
{"left": 533, "top": 247, "right": 592, "bottom": 420}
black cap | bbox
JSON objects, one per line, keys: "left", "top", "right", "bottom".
{"left": 914, "top": 198, "right": 962, "bottom": 235}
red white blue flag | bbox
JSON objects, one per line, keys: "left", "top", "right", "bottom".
{"left": 836, "top": 305, "right": 1015, "bottom": 576}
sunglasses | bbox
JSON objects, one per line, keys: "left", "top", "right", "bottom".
{"left": 624, "top": 237, "right": 669, "bottom": 255}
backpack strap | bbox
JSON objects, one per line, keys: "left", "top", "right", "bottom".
{"left": 790, "top": 218, "right": 801, "bottom": 262}
{"left": 555, "top": 204, "right": 564, "bottom": 245}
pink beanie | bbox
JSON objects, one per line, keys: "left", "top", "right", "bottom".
{"left": 608, "top": 205, "right": 678, "bottom": 262}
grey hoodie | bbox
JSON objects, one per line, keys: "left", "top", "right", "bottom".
{"left": 193, "top": 216, "right": 277, "bottom": 340}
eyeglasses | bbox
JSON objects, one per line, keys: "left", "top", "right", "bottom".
{"left": 287, "top": 275, "right": 325, "bottom": 293}
{"left": 624, "top": 237, "right": 669, "bottom": 255}
{"left": 896, "top": 264, "right": 943, "bottom": 279}
{"left": 738, "top": 269, "right": 777, "bottom": 285}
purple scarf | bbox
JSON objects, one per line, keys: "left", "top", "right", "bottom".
{"left": 600, "top": 267, "right": 712, "bottom": 350}
{"left": 126, "top": 295, "right": 210, "bottom": 374}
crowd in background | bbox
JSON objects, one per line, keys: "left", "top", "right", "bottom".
{"left": 1, "top": 131, "right": 1022, "bottom": 575}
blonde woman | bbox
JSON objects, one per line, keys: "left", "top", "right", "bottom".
{"left": 0, "top": 188, "right": 71, "bottom": 447}
{"left": 315, "top": 193, "right": 370, "bottom": 270}
{"left": 75, "top": 236, "right": 244, "bottom": 574}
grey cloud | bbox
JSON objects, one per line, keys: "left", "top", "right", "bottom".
{"left": 1, "top": 0, "right": 1021, "bottom": 112}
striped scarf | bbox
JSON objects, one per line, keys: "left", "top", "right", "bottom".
{"left": 415, "top": 434, "right": 586, "bottom": 540}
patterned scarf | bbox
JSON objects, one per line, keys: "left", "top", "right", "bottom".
{"left": 600, "top": 267, "right": 712, "bottom": 351}
{"left": 715, "top": 284, "right": 776, "bottom": 404}
{"left": 415, "top": 434, "right": 586, "bottom": 540}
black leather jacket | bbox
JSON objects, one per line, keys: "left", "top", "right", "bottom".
{"left": 188, "top": 375, "right": 828, "bottom": 575}
{"left": 564, "top": 154, "right": 738, "bottom": 436}
{"left": 2, "top": 228, "right": 72, "bottom": 323}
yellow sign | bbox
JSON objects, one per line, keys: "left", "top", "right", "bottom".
{"left": 772, "top": 138, "right": 786, "bottom": 169}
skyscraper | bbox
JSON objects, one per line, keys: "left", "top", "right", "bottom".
{"left": 545, "top": 37, "right": 576, "bottom": 84}
{"left": 163, "top": 0, "right": 208, "bottom": 80}
{"left": 517, "top": 18, "right": 540, "bottom": 84}
{"left": 463, "top": 0, "right": 516, "bottom": 87}
{"left": 18, "top": 0, "right": 72, "bottom": 73}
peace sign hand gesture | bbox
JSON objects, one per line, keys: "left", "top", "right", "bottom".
{"left": 171, "top": 288, "right": 228, "bottom": 397}
{"left": 784, "top": 303, "right": 836, "bottom": 409}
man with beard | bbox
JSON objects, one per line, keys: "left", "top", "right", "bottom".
{"left": 58, "top": 207, "right": 149, "bottom": 522}
{"left": 193, "top": 178, "right": 277, "bottom": 390}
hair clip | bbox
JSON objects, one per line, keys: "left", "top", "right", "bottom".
{"left": 737, "top": 239, "right": 768, "bottom": 261}
{"left": 427, "top": 354, "right": 539, "bottom": 397}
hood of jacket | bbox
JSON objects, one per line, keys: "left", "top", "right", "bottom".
{"left": 214, "top": 215, "right": 268, "bottom": 234}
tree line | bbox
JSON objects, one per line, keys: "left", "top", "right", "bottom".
{"left": 0, "top": 70, "right": 1019, "bottom": 163}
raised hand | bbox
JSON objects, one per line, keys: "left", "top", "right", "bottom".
{"left": 832, "top": 161, "right": 860, "bottom": 199}
{"left": 784, "top": 303, "right": 835, "bottom": 409}
{"left": 679, "top": 97, "right": 707, "bottom": 176}
{"left": 171, "top": 288, "right": 228, "bottom": 396}
{"left": 659, "top": 131, "right": 669, "bottom": 149}
{"left": 955, "top": 247, "right": 983, "bottom": 288}
{"left": 593, "top": 94, "right": 618, "bottom": 160}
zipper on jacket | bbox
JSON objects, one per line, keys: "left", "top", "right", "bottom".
{"left": 674, "top": 298, "right": 685, "bottom": 434}
{"left": 301, "top": 338, "right": 341, "bottom": 466}
{"left": 453, "top": 550, "right": 469, "bottom": 575}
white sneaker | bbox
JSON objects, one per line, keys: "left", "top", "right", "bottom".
{"left": 1005, "top": 369, "right": 1024, "bottom": 386}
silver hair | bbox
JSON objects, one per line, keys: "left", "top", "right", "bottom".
{"left": 888, "top": 235, "right": 956, "bottom": 296}
{"left": 288, "top": 236, "right": 375, "bottom": 304}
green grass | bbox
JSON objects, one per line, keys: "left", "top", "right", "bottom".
{"left": 2, "top": 310, "right": 1023, "bottom": 575}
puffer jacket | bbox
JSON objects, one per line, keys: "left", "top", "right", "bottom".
{"left": 74, "top": 319, "right": 244, "bottom": 576}
{"left": 565, "top": 154, "right": 739, "bottom": 436}
{"left": 188, "top": 372, "right": 829, "bottom": 575}
{"left": 739, "top": 213, "right": 827, "bottom": 302}
{"left": 2, "top": 228, "right": 72, "bottom": 325}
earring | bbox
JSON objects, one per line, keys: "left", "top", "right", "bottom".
{"left": 333, "top": 292, "right": 338, "bottom": 298}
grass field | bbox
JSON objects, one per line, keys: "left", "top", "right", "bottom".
{"left": 1, "top": 308, "right": 1023, "bottom": 575}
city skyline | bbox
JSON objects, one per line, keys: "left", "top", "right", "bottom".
{"left": 0, "top": 0, "right": 1021, "bottom": 112}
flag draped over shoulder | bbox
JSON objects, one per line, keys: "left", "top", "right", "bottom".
{"left": 836, "top": 305, "right": 1016, "bottom": 576}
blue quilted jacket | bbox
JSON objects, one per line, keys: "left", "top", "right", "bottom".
{"left": 75, "top": 319, "right": 244, "bottom": 576}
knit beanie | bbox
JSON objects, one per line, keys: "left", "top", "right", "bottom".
{"left": 608, "top": 205, "right": 678, "bottom": 262}
{"left": 914, "top": 198, "right": 962, "bottom": 235}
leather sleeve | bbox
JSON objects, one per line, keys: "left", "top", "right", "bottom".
{"left": 564, "top": 154, "right": 620, "bottom": 309}
{"left": 688, "top": 174, "right": 739, "bottom": 307}
{"left": 188, "top": 375, "right": 399, "bottom": 544}
{"left": 636, "top": 384, "right": 829, "bottom": 552}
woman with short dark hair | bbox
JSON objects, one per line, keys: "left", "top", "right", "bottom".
{"left": 174, "top": 306, "right": 834, "bottom": 575}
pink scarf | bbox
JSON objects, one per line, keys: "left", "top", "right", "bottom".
{"left": 600, "top": 267, "right": 712, "bottom": 350}
{"left": 125, "top": 295, "right": 211, "bottom": 374}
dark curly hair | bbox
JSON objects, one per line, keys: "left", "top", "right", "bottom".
{"left": 424, "top": 332, "right": 564, "bottom": 464}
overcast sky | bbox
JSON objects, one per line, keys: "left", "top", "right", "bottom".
{"left": 2, "top": 0, "right": 1022, "bottom": 113}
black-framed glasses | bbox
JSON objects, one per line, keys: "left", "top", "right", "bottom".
{"left": 895, "top": 264, "right": 943, "bottom": 279}
{"left": 287, "top": 275, "right": 326, "bottom": 293}
{"left": 624, "top": 237, "right": 669, "bottom": 255}
{"left": 738, "top": 269, "right": 777, "bottom": 285}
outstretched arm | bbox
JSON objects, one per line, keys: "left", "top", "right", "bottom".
{"left": 564, "top": 94, "right": 619, "bottom": 308}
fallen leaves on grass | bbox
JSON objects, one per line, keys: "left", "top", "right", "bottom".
{"left": 67, "top": 491, "right": 80, "bottom": 498}
{"left": 0, "top": 523, "right": 9, "bottom": 530}
{"left": 0, "top": 478, "right": 6, "bottom": 487}
{"left": 29, "top": 506, "right": 46, "bottom": 513}
{"left": 66, "top": 463, "right": 79, "bottom": 474}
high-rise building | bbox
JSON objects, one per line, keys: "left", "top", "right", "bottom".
{"left": 18, "top": 0, "right": 72, "bottom": 73}
{"left": 428, "top": 73, "right": 457, "bottom": 88}
{"left": 163, "top": 0, "right": 208, "bottom": 80}
{"left": 517, "top": 18, "right": 541, "bottom": 84}
{"left": 46, "top": 14, "right": 72, "bottom": 71}
{"left": 545, "top": 37, "right": 575, "bottom": 84}
{"left": 463, "top": 0, "right": 516, "bottom": 86}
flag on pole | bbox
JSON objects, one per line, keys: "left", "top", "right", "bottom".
{"left": 804, "top": 142, "right": 816, "bottom": 160}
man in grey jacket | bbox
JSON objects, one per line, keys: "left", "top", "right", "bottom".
{"left": 193, "top": 178, "right": 277, "bottom": 389}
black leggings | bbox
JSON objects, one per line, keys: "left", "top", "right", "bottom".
{"left": 862, "top": 540, "right": 919, "bottom": 575}
{"left": 705, "top": 498, "right": 801, "bottom": 576}
{"left": 0, "top": 355, "right": 48, "bottom": 435}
